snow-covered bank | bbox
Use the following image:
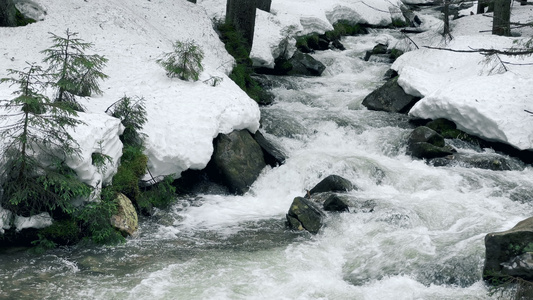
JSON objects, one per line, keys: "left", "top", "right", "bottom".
{"left": 391, "top": 5, "right": 533, "bottom": 151}
{"left": 0, "top": 0, "right": 261, "bottom": 184}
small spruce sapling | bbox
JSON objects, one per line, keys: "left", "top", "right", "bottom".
{"left": 0, "top": 63, "right": 91, "bottom": 217}
{"left": 105, "top": 95, "right": 147, "bottom": 147}
{"left": 157, "top": 40, "right": 204, "bottom": 81}
{"left": 41, "top": 29, "right": 108, "bottom": 111}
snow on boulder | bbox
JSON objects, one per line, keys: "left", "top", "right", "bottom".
{"left": 141, "top": 78, "right": 260, "bottom": 182}
{"left": 392, "top": 35, "right": 533, "bottom": 151}
{"left": 66, "top": 112, "right": 124, "bottom": 189}
{"left": 409, "top": 72, "right": 533, "bottom": 151}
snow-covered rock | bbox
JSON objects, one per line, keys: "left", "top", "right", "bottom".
{"left": 392, "top": 33, "right": 533, "bottom": 151}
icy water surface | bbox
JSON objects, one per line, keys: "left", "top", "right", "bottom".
{"left": 1, "top": 30, "right": 533, "bottom": 300}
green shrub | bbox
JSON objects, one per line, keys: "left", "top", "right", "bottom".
{"left": 76, "top": 187, "right": 124, "bottom": 245}
{"left": 112, "top": 145, "right": 147, "bottom": 203}
{"left": 15, "top": 9, "right": 35, "bottom": 26}
{"left": 157, "top": 40, "right": 204, "bottom": 81}
{"left": 138, "top": 175, "right": 176, "bottom": 210}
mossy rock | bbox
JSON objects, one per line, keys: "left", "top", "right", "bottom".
{"left": 286, "top": 197, "right": 324, "bottom": 234}
{"left": 426, "top": 118, "right": 481, "bottom": 145}
{"left": 484, "top": 217, "right": 533, "bottom": 281}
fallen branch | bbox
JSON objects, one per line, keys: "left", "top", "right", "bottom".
{"left": 423, "top": 45, "right": 533, "bottom": 56}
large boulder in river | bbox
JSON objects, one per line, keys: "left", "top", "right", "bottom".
{"left": 286, "top": 51, "right": 326, "bottom": 76}
{"left": 362, "top": 76, "right": 420, "bottom": 113}
{"left": 286, "top": 197, "right": 325, "bottom": 234}
{"left": 407, "top": 126, "right": 455, "bottom": 159}
{"left": 309, "top": 175, "right": 355, "bottom": 195}
{"left": 210, "top": 130, "right": 266, "bottom": 195}
{"left": 252, "top": 130, "right": 286, "bottom": 167}
{"left": 484, "top": 217, "right": 533, "bottom": 281}
{"left": 110, "top": 193, "right": 138, "bottom": 237}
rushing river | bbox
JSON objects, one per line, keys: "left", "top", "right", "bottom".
{"left": 1, "top": 29, "right": 533, "bottom": 300}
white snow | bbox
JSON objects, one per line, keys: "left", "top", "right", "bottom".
{"left": 391, "top": 5, "right": 533, "bottom": 151}
{"left": 14, "top": 212, "right": 53, "bottom": 231}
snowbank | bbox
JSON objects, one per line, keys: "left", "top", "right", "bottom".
{"left": 0, "top": 0, "right": 261, "bottom": 184}
{"left": 66, "top": 113, "right": 124, "bottom": 189}
{"left": 391, "top": 7, "right": 533, "bottom": 151}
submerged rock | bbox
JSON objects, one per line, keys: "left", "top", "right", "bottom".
{"left": 110, "top": 193, "right": 138, "bottom": 237}
{"left": 309, "top": 174, "right": 355, "bottom": 195}
{"left": 323, "top": 194, "right": 349, "bottom": 212}
{"left": 286, "top": 197, "right": 325, "bottom": 234}
{"left": 430, "top": 152, "right": 524, "bottom": 171}
{"left": 484, "top": 217, "right": 533, "bottom": 281}
{"left": 362, "top": 76, "right": 420, "bottom": 113}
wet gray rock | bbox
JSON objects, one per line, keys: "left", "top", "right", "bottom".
{"left": 430, "top": 152, "right": 524, "bottom": 171}
{"left": 252, "top": 130, "right": 286, "bottom": 167}
{"left": 364, "top": 43, "right": 388, "bottom": 61}
{"left": 309, "top": 175, "right": 355, "bottom": 195}
{"left": 323, "top": 194, "right": 349, "bottom": 212}
{"left": 286, "top": 51, "right": 326, "bottom": 76}
{"left": 210, "top": 130, "right": 266, "bottom": 195}
{"left": 362, "top": 77, "right": 420, "bottom": 113}
{"left": 484, "top": 216, "right": 533, "bottom": 281}
{"left": 286, "top": 197, "right": 325, "bottom": 234}
{"left": 407, "top": 126, "right": 455, "bottom": 159}
{"left": 501, "top": 252, "right": 533, "bottom": 279}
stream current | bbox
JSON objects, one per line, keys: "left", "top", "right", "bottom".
{"left": 1, "top": 29, "right": 533, "bottom": 300}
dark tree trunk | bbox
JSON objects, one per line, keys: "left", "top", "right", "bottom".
{"left": 0, "top": 0, "right": 17, "bottom": 27}
{"left": 443, "top": 0, "right": 451, "bottom": 38}
{"left": 492, "top": 0, "right": 511, "bottom": 36}
{"left": 256, "top": 0, "right": 272, "bottom": 12}
{"left": 226, "top": 0, "right": 257, "bottom": 53}
{"left": 477, "top": 0, "right": 495, "bottom": 14}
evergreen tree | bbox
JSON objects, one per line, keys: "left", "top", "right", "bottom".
{"left": 41, "top": 29, "right": 108, "bottom": 111}
{"left": 157, "top": 40, "right": 204, "bottom": 81}
{"left": 0, "top": 63, "right": 91, "bottom": 217}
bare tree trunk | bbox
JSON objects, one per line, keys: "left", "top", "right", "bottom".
{"left": 0, "top": 0, "right": 17, "bottom": 27}
{"left": 492, "top": 0, "right": 511, "bottom": 36}
{"left": 443, "top": 0, "right": 452, "bottom": 39}
{"left": 226, "top": 0, "right": 257, "bottom": 53}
